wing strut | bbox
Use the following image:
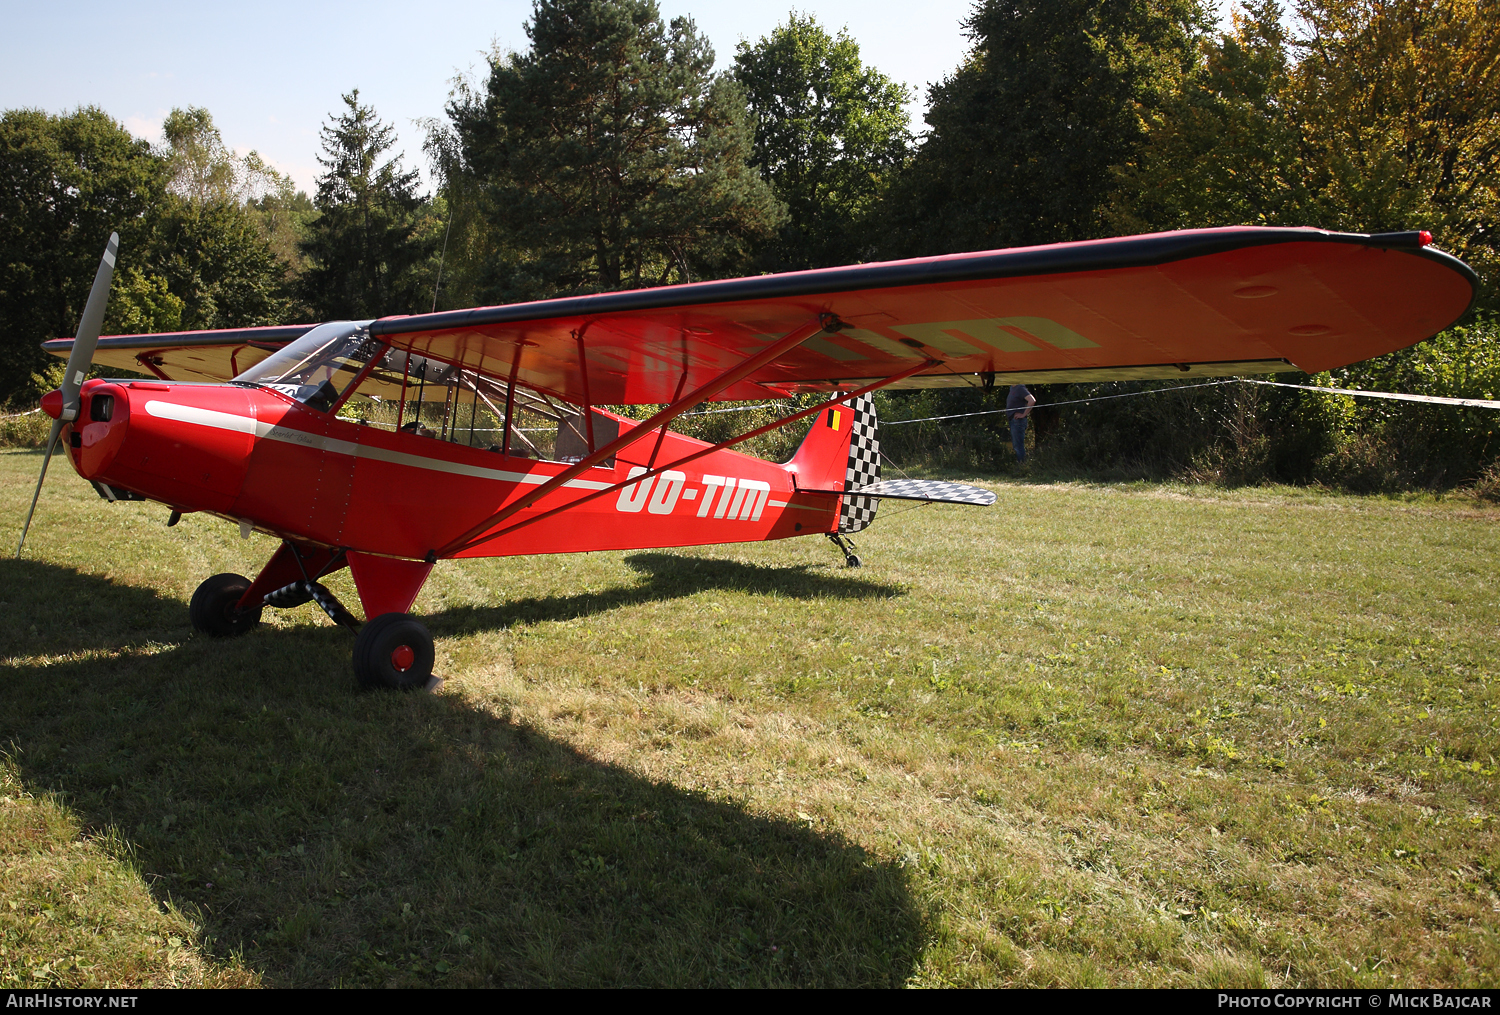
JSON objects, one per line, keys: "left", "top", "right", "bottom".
{"left": 435, "top": 317, "right": 832, "bottom": 556}
{"left": 441, "top": 356, "right": 937, "bottom": 556}
{"left": 576, "top": 329, "right": 596, "bottom": 453}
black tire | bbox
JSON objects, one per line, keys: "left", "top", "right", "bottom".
{"left": 846, "top": 555, "right": 862, "bottom": 568}
{"left": 189, "top": 573, "right": 262, "bottom": 637}
{"left": 353, "top": 612, "right": 434, "bottom": 691}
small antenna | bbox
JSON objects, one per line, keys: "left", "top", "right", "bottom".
{"left": 431, "top": 191, "right": 454, "bottom": 314}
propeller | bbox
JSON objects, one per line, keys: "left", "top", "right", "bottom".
{"left": 16, "top": 232, "right": 119, "bottom": 558}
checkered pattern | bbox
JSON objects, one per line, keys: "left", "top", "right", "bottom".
{"left": 855, "top": 479, "right": 997, "bottom": 506}
{"left": 838, "top": 394, "right": 881, "bottom": 533}
{"left": 266, "top": 580, "right": 362, "bottom": 631}
{"left": 264, "top": 581, "right": 313, "bottom": 608}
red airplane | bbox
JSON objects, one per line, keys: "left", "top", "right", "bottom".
{"left": 18, "top": 227, "right": 1477, "bottom": 690}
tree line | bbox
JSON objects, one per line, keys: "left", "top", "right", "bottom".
{"left": 2, "top": 0, "right": 1497, "bottom": 489}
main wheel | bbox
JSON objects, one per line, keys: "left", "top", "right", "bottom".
{"left": 353, "top": 612, "right": 434, "bottom": 691}
{"left": 189, "top": 573, "right": 262, "bottom": 637}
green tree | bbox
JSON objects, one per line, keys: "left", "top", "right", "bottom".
{"left": 148, "top": 106, "right": 298, "bottom": 329}
{"left": 1289, "top": 0, "right": 1500, "bottom": 307}
{"left": 1082, "top": 0, "right": 1500, "bottom": 489}
{"left": 244, "top": 158, "right": 318, "bottom": 280}
{"left": 300, "top": 91, "right": 434, "bottom": 319}
{"left": 1113, "top": 0, "right": 1499, "bottom": 304}
{"left": 161, "top": 106, "right": 240, "bottom": 206}
{"left": 102, "top": 267, "right": 185, "bottom": 336}
{"left": 733, "top": 14, "right": 912, "bottom": 270}
{"left": 886, "top": 0, "right": 1209, "bottom": 256}
{"left": 0, "top": 107, "right": 166, "bottom": 404}
{"left": 447, "top": 0, "right": 785, "bottom": 301}
{"left": 420, "top": 113, "right": 498, "bottom": 312}
{"left": 1107, "top": 1, "right": 1308, "bottom": 232}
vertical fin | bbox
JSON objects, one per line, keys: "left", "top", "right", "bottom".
{"left": 838, "top": 394, "right": 880, "bottom": 533}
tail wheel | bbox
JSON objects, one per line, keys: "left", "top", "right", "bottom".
{"left": 189, "top": 573, "right": 262, "bottom": 637}
{"left": 353, "top": 612, "right": 434, "bottom": 691}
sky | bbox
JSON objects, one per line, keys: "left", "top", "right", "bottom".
{"left": 2, "top": 0, "right": 1006, "bottom": 195}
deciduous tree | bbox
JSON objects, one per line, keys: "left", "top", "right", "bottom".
{"left": 1290, "top": 0, "right": 1500, "bottom": 306}
{"left": 0, "top": 107, "right": 165, "bottom": 403}
{"left": 148, "top": 106, "right": 298, "bottom": 329}
{"left": 1107, "top": 1, "right": 1307, "bottom": 232}
{"left": 733, "top": 14, "right": 912, "bottom": 270}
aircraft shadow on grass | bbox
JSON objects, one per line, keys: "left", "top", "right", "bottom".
{"left": 427, "top": 551, "right": 905, "bottom": 635}
{"left": 0, "top": 559, "right": 923, "bottom": 988}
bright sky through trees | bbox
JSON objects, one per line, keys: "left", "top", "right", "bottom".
{"left": 2, "top": 0, "right": 1007, "bottom": 194}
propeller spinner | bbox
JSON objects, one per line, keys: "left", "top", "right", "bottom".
{"left": 16, "top": 231, "right": 120, "bottom": 558}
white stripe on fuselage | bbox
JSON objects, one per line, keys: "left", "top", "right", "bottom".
{"left": 143, "top": 400, "right": 614, "bottom": 491}
{"left": 145, "top": 400, "right": 258, "bottom": 434}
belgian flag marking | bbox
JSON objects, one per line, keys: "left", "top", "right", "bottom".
{"left": 827, "top": 408, "right": 843, "bottom": 430}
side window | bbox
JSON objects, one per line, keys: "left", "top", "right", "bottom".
{"left": 556, "top": 409, "right": 618, "bottom": 467}
{"left": 336, "top": 349, "right": 614, "bottom": 466}
{"left": 334, "top": 348, "right": 436, "bottom": 431}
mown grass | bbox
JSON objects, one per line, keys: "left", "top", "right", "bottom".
{"left": 2, "top": 447, "right": 1497, "bottom": 987}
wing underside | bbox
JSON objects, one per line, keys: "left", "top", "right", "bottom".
{"left": 46, "top": 227, "right": 1476, "bottom": 406}
{"left": 43, "top": 326, "right": 317, "bottom": 384}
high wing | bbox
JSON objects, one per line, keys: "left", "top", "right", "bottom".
{"left": 42, "top": 325, "right": 317, "bottom": 383}
{"left": 46, "top": 227, "right": 1476, "bottom": 404}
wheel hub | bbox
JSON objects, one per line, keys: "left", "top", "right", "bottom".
{"left": 390, "top": 644, "right": 416, "bottom": 672}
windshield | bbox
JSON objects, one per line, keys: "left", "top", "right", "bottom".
{"left": 233, "top": 320, "right": 381, "bottom": 411}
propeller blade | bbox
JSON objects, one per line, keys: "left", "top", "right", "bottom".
{"left": 15, "top": 420, "right": 65, "bottom": 558}
{"left": 57, "top": 231, "right": 119, "bottom": 421}
{"left": 15, "top": 233, "right": 119, "bottom": 558}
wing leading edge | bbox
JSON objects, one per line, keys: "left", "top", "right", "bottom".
{"left": 46, "top": 227, "right": 1476, "bottom": 405}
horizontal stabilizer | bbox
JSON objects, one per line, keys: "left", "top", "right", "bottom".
{"left": 809, "top": 479, "right": 996, "bottom": 506}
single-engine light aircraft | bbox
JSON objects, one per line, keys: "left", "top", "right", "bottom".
{"left": 18, "top": 227, "right": 1477, "bottom": 689}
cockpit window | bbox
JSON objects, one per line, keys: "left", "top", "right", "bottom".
{"left": 233, "top": 320, "right": 383, "bottom": 411}
{"left": 239, "top": 324, "right": 621, "bottom": 465}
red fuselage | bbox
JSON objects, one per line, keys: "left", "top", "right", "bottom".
{"left": 59, "top": 379, "right": 844, "bottom": 561}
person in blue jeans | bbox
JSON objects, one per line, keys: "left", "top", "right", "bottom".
{"left": 1006, "top": 384, "right": 1036, "bottom": 462}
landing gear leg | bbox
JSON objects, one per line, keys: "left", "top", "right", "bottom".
{"left": 827, "top": 532, "right": 862, "bottom": 568}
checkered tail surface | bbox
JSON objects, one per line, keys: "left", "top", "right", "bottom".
{"left": 838, "top": 394, "right": 880, "bottom": 533}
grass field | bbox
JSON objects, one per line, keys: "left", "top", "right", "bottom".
{"left": 2, "top": 446, "right": 1497, "bottom": 987}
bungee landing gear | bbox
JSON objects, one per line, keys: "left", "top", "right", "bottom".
{"left": 188, "top": 545, "right": 439, "bottom": 692}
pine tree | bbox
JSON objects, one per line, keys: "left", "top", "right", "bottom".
{"left": 447, "top": 0, "right": 785, "bottom": 301}
{"left": 301, "top": 91, "right": 433, "bottom": 319}
{"left": 887, "top": 0, "right": 1208, "bottom": 256}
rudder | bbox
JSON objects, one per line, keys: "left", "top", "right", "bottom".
{"left": 785, "top": 394, "right": 881, "bottom": 533}
{"left": 838, "top": 395, "right": 880, "bottom": 533}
